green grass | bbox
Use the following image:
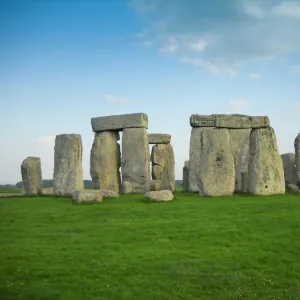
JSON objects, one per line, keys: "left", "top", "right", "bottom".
{"left": 1, "top": 192, "right": 300, "bottom": 300}
{"left": 0, "top": 187, "right": 21, "bottom": 193}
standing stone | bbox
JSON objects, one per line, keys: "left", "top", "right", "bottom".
{"left": 248, "top": 128, "right": 285, "bottom": 195}
{"left": 90, "top": 131, "right": 121, "bottom": 193}
{"left": 122, "top": 128, "right": 150, "bottom": 193}
{"left": 229, "top": 129, "right": 251, "bottom": 192}
{"left": 188, "top": 127, "right": 204, "bottom": 192}
{"left": 241, "top": 172, "right": 248, "bottom": 193}
{"left": 152, "top": 164, "right": 163, "bottom": 180}
{"left": 281, "top": 153, "right": 297, "bottom": 185}
{"left": 151, "top": 144, "right": 175, "bottom": 192}
{"left": 53, "top": 134, "right": 84, "bottom": 196}
{"left": 182, "top": 160, "right": 189, "bottom": 192}
{"left": 294, "top": 134, "right": 300, "bottom": 187}
{"left": 197, "top": 128, "right": 235, "bottom": 196}
{"left": 21, "top": 157, "right": 42, "bottom": 195}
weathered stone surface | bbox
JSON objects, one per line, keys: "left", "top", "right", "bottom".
{"left": 197, "top": 128, "right": 235, "bottom": 196}
{"left": 72, "top": 190, "right": 103, "bottom": 204}
{"left": 216, "top": 116, "right": 252, "bottom": 128}
{"left": 251, "top": 116, "right": 270, "bottom": 128}
{"left": 190, "top": 114, "right": 226, "bottom": 127}
{"left": 148, "top": 134, "right": 171, "bottom": 144}
{"left": 144, "top": 190, "right": 174, "bottom": 201}
{"left": 248, "top": 127, "right": 285, "bottom": 195}
{"left": 160, "top": 168, "right": 170, "bottom": 190}
{"left": 286, "top": 183, "right": 300, "bottom": 193}
{"left": 294, "top": 134, "right": 300, "bottom": 187}
{"left": 53, "top": 134, "right": 84, "bottom": 196}
{"left": 151, "top": 144, "right": 175, "bottom": 192}
{"left": 150, "top": 180, "right": 161, "bottom": 191}
{"left": 229, "top": 129, "right": 251, "bottom": 192}
{"left": 41, "top": 187, "right": 53, "bottom": 195}
{"left": 122, "top": 128, "right": 150, "bottom": 193}
{"left": 21, "top": 157, "right": 42, "bottom": 195}
{"left": 152, "top": 165, "right": 163, "bottom": 180}
{"left": 90, "top": 131, "right": 121, "bottom": 193}
{"left": 85, "top": 189, "right": 119, "bottom": 198}
{"left": 91, "top": 113, "right": 148, "bottom": 132}
{"left": 281, "top": 153, "right": 297, "bottom": 185}
{"left": 188, "top": 127, "right": 204, "bottom": 192}
{"left": 122, "top": 181, "right": 133, "bottom": 193}
{"left": 241, "top": 172, "right": 248, "bottom": 193}
{"left": 182, "top": 160, "right": 189, "bottom": 192}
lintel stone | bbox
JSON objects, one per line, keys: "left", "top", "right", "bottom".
{"left": 148, "top": 133, "right": 171, "bottom": 144}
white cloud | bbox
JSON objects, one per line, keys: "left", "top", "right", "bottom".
{"left": 241, "top": 0, "right": 265, "bottom": 19}
{"left": 159, "top": 36, "right": 178, "bottom": 53}
{"left": 229, "top": 100, "right": 251, "bottom": 113}
{"left": 249, "top": 73, "right": 261, "bottom": 80}
{"left": 290, "top": 64, "right": 300, "bottom": 73}
{"left": 35, "top": 136, "right": 55, "bottom": 147}
{"left": 105, "top": 94, "right": 130, "bottom": 103}
{"left": 271, "top": 1, "right": 300, "bottom": 18}
{"left": 188, "top": 39, "right": 208, "bottom": 52}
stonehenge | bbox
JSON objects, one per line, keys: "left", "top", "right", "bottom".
{"left": 188, "top": 114, "right": 285, "bottom": 196}
{"left": 281, "top": 153, "right": 297, "bottom": 186}
{"left": 21, "top": 157, "right": 42, "bottom": 195}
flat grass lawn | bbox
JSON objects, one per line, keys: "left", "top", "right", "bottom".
{"left": 0, "top": 187, "right": 21, "bottom": 193}
{"left": 1, "top": 193, "right": 300, "bottom": 300}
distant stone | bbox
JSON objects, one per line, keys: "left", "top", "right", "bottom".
{"left": 122, "top": 181, "right": 133, "bottom": 193}
{"left": 144, "top": 190, "right": 174, "bottom": 202}
{"left": 241, "top": 172, "right": 248, "bottom": 193}
{"left": 100, "top": 189, "right": 119, "bottom": 198}
{"left": 286, "top": 183, "right": 300, "bottom": 193}
{"left": 148, "top": 134, "right": 171, "bottom": 144}
{"left": 248, "top": 127, "right": 285, "bottom": 195}
{"left": 150, "top": 180, "right": 161, "bottom": 191}
{"left": 182, "top": 160, "right": 189, "bottom": 192}
{"left": 91, "top": 113, "right": 148, "bottom": 132}
{"left": 41, "top": 187, "right": 53, "bottom": 195}
{"left": 53, "top": 134, "right": 84, "bottom": 196}
{"left": 281, "top": 153, "right": 297, "bottom": 185}
{"left": 294, "top": 133, "right": 300, "bottom": 187}
{"left": 21, "top": 157, "right": 42, "bottom": 195}
{"left": 72, "top": 190, "right": 103, "bottom": 204}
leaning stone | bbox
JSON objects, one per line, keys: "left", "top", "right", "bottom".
{"left": 294, "top": 133, "right": 300, "bottom": 187}
{"left": 281, "top": 153, "right": 297, "bottom": 185}
{"left": 144, "top": 190, "right": 174, "bottom": 202}
{"left": 248, "top": 127, "right": 285, "bottom": 195}
{"left": 53, "top": 134, "right": 84, "bottom": 196}
{"left": 91, "top": 113, "right": 148, "bottom": 132}
{"left": 72, "top": 190, "right": 103, "bottom": 204}
{"left": 41, "top": 187, "right": 53, "bottom": 195}
{"left": 286, "top": 183, "right": 300, "bottom": 193}
{"left": 148, "top": 134, "right": 171, "bottom": 144}
{"left": 122, "top": 128, "right": 150, "bottom": 193}
{"left": 122, "top": 181, "right": 133, "bottom": 193}
{"left": 21, "top": 157, "right": 42, "bottom": 195}
{"left": 251, "top": 116, "right": 270, "bottom": 128}
{"left": 182, "top": 160, "right": 189, "bottom": 192}
{"left": 197, "top": 128, "right": 235, "bottom": 196}
{"left": 241, "top": 172, "right": 248, "bottom": 193}
{"left": 152, "top": 164, "right": 163, "bottom": 180}
{"left": 90, "top": 131, "right": 121, "bottom": 193}
{"left": 150, "top": 180, "right": 161, "bottom": 191}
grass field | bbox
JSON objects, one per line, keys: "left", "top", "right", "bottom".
{"left": 1, "top": 192, "right": 300, "bottom": 299}
{"left": 0, "top": 187, "right": 21, "bottom": 193}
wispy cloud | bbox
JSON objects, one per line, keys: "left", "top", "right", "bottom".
{"left": 159, "top": 36, "right": 178, "bottom": 53}
{"left": 271, "top": 1, "right": 300, "bottom": 18}
{"left": 249, "top": 73, "right": 261, "bottom": 80}
{"left": 229, "top": 100, "right": 251, "bottom": 113}
{"left": 105, "top": 94, "right": 130, "bottom": 104}
{"left": 35, "top": 136, "right": 55, "bottom": 147}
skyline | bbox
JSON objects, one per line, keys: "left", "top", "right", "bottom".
{"left": 1, "top": 0, "right": 300, "bottom": 184}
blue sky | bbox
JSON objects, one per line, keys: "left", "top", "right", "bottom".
{"left": 1, "top": 0, "right": 300, "bottom": 184}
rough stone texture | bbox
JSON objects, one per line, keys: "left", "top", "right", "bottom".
{"left": 85, "top": 189, "right": 119, "bottom": 198}
{"left": 150, "top": 180, "right": 161, "bottom": 191}
{"left": 182, "top": 160, "right": 189, "bottom": 192}
{"left": 148, "top": 134, "right": 171, "bottom": 144}
{"left": 53, "top": 134, "right": 84, "bottom": 196}
{"left": 144, "top": 190, "right": 174, "bottom": 202}
{"left": 41, "top": 187, "right": 53, "bottom": 195}
{"left": 188, "top": 127, "right": 205, "bottom": 192}
{"left": 91, "top": 113, "right": 148, "bottom": 132}
{"left": 21, "top": 157, "right": 42, "bottom": 195}
{"left": 229, "top": 129, "right": 251, "bottom": 192}
{"left": 122, "top": 181, "right": 133, "bottom": 193}
{"left": 294, "top": 134, "right": 300, "bottom": 187}
{"left": 197, "top": 128, "right": 235, "bottom": 196}
{"left": 72, "top": 190, "right": 103, "bottom": 204}
{"left": 241, "top": 172, "right": 248, "bottom": 193}
{"left": 190, "top": 114, "right": 270, "bottom": 129}
{"left": 281, "top": 153, "right": 297, "bottom": 185}
{"left": 152, "top": 165, "right": 163, "bottom": 180}
{"left": 90, "top": 131, "right": 121, "bottom": 193}
{"left": 286, "top": 183, "right": 300, "bottom": 193}
{"left": 151, "top": 144, "right": 175, "bottom": 192}
{"left": 248, "top": 127, "right": 285, "bottom": 195}
{"left": 122, "top": 128, "right": 150, "bottom": 193}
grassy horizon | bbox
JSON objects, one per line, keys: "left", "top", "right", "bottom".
{"left": 1, "top": 192, "right": 300, "bottom": 299}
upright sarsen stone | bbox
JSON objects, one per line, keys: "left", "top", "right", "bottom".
{"left": 121, "top": 128, "right": 150, "bottom": 193}
{"left": 182, "top": 160, "right": 189, "bottom": 192}
{"left": 248, "top": 128, "right": 285, "bottom": 195}
{"left": 21, "top": 157, "right": 42, "bottom": 195}
{"left": 90, "top": 131, "right": 121, "bottom": 193}
{"left": 53, "top": 134, "right": 83, "bottom": 196}
{"left": 281, "top": 153, "right": 297, "bottom": 185}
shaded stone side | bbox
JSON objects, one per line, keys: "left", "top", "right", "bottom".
{"left": 248, "top": 127, "right": 285, "bottom": 195}
{"left": 53, "top": 134, "right": 84, "bottom": 196}
{"left": 90, "top": 131, "right": 121, "bottom": 193}
{"left": 21, "top": 157, "right": 42, "bottom": 195}
{"left": 197, "top": 128, "right": 235, "bottom": 196}
{"left": 121, "top": 128, "right": 150, "bottom": 193}
{"left": 182, "top": 160, "right": 189, "bottom": 192}
{"left": 281, "top": 153, "right": 297, "bottom": 185}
